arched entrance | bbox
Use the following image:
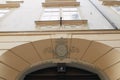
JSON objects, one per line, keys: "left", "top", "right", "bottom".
{"left": 18, "top": 60, "right": 108, "bottom": 80}
{"left": 1, "top": 38, "right": 119, "bottom": 80}
{"left": 24, "top": 64, "right": 101, "bottom": 80}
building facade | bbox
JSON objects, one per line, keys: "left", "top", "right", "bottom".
{"left": 0, "top": 0, "right": 120, "bottom": 80}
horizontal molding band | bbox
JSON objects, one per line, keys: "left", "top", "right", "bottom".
{"left": 0, "top": 30, "right": 120, "bottom": 36}
{"left": 35, "top": 20, "right": 87, "bottom": 26}
{"left": 35, "top": 20, "right": 60, "bottom": 26}
{"left": 0, "top": 3, "right": 20, "bottom": 8}
{"left": 42, "top": 2, "right": 80, "bottom": 7}
{"left": 45, "top": 0, "right": 76, "bottom": 2}
{"left": 6, "top": 1, "right": 24, "bottom": 3}
{"left": 102, "top": 1, "right": 120, "bottom": 6}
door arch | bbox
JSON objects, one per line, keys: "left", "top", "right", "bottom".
{"left": 0, "top": 38, "right": 119, "bottom": 80}
{"left": 23, "top": 64, "right": 101, "bottom": 80}
{"left": 18, "top": 61, "right": 108, "bottom": 80}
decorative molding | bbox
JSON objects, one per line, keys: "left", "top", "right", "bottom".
{"left": 42, "top": 2, "right": 80, "bottom": 7}
{"left": 0, "top": 3, "right": 20, "bottom": 8}
{"left": 45, "top": 0, "right": 76, "bottom": 2}
{"left": 35, "top": 20, "right": 87, "bottom": 26}
{"left": 102, "top": 1, "right": 120, "bottom": 6}
{"left": 54, "top": 38, "right": 68, "bottom": 59}
{"left": 6, "top": 1, "right": 24, "bottom": 4}
{"left": 0, "top": 30, "right": 120, "bottom": 36}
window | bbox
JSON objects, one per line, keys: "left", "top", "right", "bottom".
{"left": 35, "top": 0, "right": 88, "bottom": 30}
{"left": 41, "top": 7, "right": 80, "bottom": 21}
{"left": 111, "top": 6, "right": 120, "bottom": 14}
{"left": 62, "top": 11, "right": 80, "bottom": 20}
{"left": 41, "top": 8, "right": 60, "bottom": 20}
{"left": 0, "top": 9, "right": 10, "bottom": 18}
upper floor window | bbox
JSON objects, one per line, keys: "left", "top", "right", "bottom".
{"left": 41, "top": 7, "right": 80, "bottom": 21}
{"left": 111, "top": 6, "right": 120, "bottom": 14}
{"left": 0, "top": 9, "right": 10, "bottom": 18}
{"left": 62, "top": 8, "right": 80, "bottom": 20}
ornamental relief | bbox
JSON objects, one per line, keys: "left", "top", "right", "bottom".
{"left": 43, "top": 38, "right": 80, "bottom": 59}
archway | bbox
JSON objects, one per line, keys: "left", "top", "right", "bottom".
{"left": 1, "top": 38, "right": 118, "bottom": 80}
{"left": 19, "top": 61, "right": 106, "bottom": 80}
{"left": 24, "top": 64, "right": 100, "bottom": 80}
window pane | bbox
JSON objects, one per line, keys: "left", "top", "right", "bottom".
{"left": 62, "top": 12, "right": 78, "bottom": 15}
{"left": 63, "top": 15, "right": 80, "bottom": 20}
{"left": 50, "top": 16, "right": 59, "bottom": 20}
{"left": 0, "top": 10, "right": 10, "bottom": 13}
{"left": 44, "top": 8, "right": 60, "bottom": 12}
{"left": 41, "top": 15, "right": 59, "bottom": 20}
{"left": 62, "top": 8, "right": 78, "bottom": 12}
{"left": 111, "top": 6, "right": 120, "bottom": 14}
{"left": 62, "top": 12, "right": 80, "bottom": 20}
{"left": 43, "top": 12, "right": 59, "bottom": 16}
{"left": 113, "top": 6, "right": 120, "bottom": 11}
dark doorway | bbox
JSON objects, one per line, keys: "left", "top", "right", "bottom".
{"left": 24, "top": 64, "right": 101, "bottom": 80}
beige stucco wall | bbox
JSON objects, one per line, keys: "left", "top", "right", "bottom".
{"left": 0, "top": 0, "right": 120, "bottom": 79}
{"left": 1, "top": 0, "right": 120, "bottom": 31}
